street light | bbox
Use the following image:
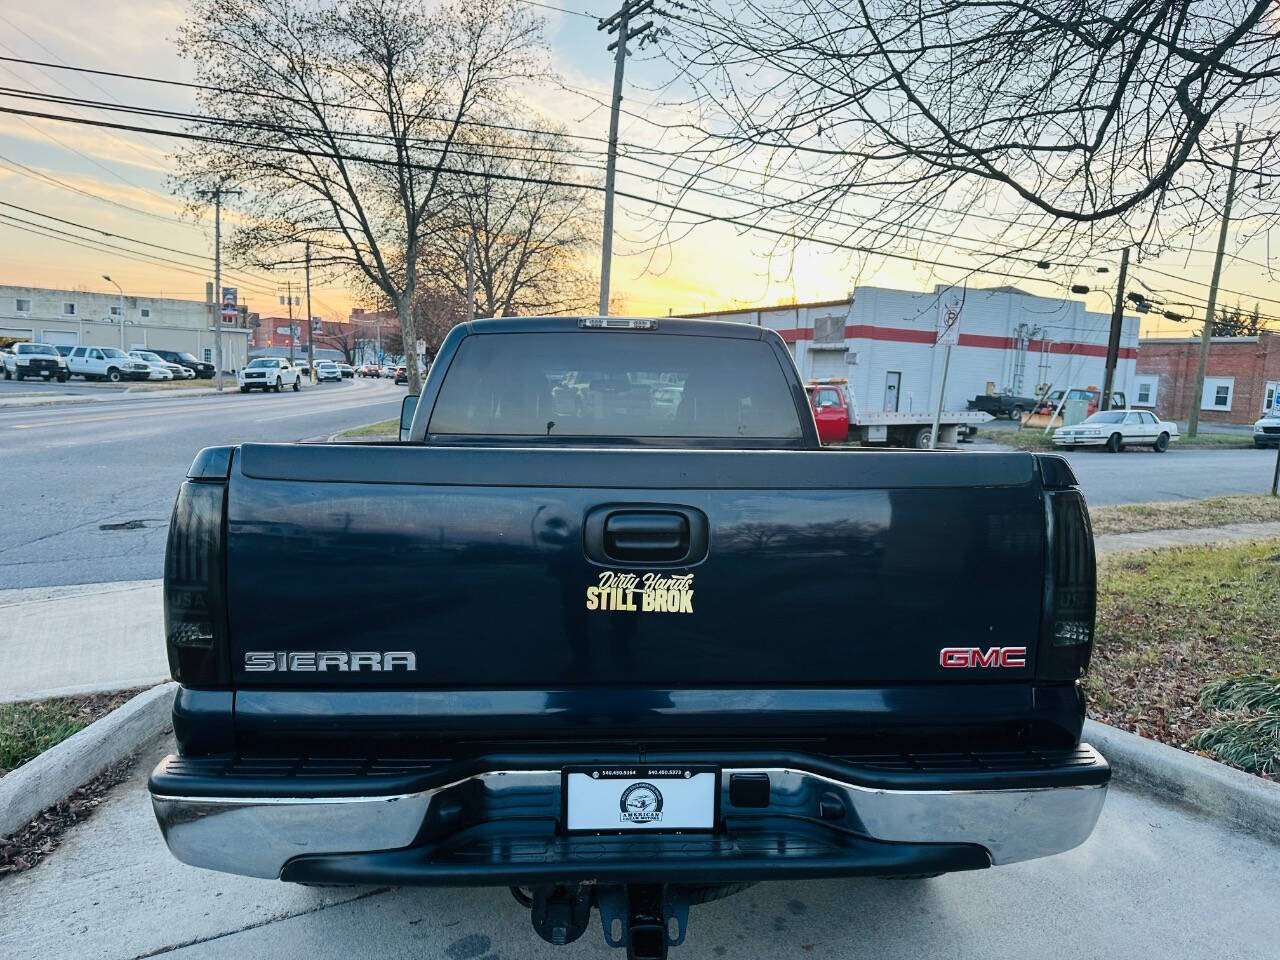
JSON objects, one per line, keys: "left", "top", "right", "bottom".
{"left": 102, "top": 274, "right": 125, "bottom": 349}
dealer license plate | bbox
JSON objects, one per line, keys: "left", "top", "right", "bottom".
{"left": 563, "top": 765, "right": 718, "bottom": 832}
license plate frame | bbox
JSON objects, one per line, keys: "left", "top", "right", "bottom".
{"left": 561, "top": 764, "right": 720, "bottom": 834}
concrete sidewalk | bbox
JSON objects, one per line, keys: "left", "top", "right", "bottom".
{"left": 0, "top": 579, "right": 167, "bottom": 702}
{"left": 1094, "top": 520, "right": 1280, "bottom": 555}
{"left": 3, "top": 736, "right": 1278, "bottom": 960}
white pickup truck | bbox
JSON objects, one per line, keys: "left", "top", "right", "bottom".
{"left": 67, "top": 345, "right": 152, "bottom": 382}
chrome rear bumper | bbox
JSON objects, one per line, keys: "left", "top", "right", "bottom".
{"left": 152, "top": 747, "right": 1108, "bottom": 881}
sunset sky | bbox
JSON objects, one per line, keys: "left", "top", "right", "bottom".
{"left": 2, "top": 0, "right": 1279, "bottom": 336}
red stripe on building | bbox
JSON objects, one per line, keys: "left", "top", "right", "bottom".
{"left": 774, "top": 325, "right": 1134, "bottom": 359}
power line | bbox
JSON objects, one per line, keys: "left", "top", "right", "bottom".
{"left": 0, "top": 100, "right": 1108, "bottom": 294}
{"left": 0, "top": 82, "right": 1091, "bottom": 268}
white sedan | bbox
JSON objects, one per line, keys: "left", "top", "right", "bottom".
{"left": 126, "top": 351, "right": 174, "bottom": 380}
{"left": 1053, "top": 410, "right": 1179, "bottom": 453}
{"left": 130, "top": 350, "right": 193, "bottom": 379}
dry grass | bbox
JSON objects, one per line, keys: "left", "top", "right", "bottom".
{"left": 982, "top": 427, "right": 1252, "bottom": 451}
{"left": 335, "top": 417, "right": 398, "bottom": 439}
{"left": 1090, "top": 495, "right": 1280, "bottom": 535}
{"left": 1088, "top": 541, "right": 1280, "bottom": 780}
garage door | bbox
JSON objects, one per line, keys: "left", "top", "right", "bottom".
{"left": 809, "top": 348, "right": 848, "bottom": 381}
{"left": 41, "top": 330, "right": 79, "bottom": 347}
{"left": 1, "top": 326, "right": 34, "bottom": 341}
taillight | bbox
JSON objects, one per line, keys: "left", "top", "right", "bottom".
{"left": 164, "top": 449, "right": 232, "bottom": 686}
{"left": 1038, "top": 485, "right": 1096, "bottom": 681}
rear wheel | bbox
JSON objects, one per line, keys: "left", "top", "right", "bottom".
{"left": 1153, "top": 432, "right": 1170, "bottom": 453}
{"left": 913, "top": 425, "right": 934, "bottom": 449}
{"left": 1105, "top": 432, "right": 1123, "bottom": 453}
{"left": 1011, "top": 406, "right": 1024, "bottom": 422}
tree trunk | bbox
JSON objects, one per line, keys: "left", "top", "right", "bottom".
{"left": 397, "top": 292, "right": 422, "bottom": 394}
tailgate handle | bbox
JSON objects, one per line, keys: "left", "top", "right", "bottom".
{"left": 585, "top": 505, "right": 708, "bottom": 566}
{"left": 604, "top": 513, "right": 688, "bottom": 560}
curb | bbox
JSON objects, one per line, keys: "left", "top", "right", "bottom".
{"left": 0, "top": 682, "right": 176, "bottom": 837}
{"left": 1085, "top": 718, "right": 1280, "bottom": 840}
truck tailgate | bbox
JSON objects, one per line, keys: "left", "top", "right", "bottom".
{"left": 226, "top": 444, "right": 1049, "bottom": 688}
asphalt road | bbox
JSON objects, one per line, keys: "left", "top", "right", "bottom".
{"left": 0, "top": 378, "right": 403, "bottom": 589}
{"left": 4, "top": 737, "right": 1277, "bottom": 960}
{"left": 1048, "top": 445, "right": 1280, "bottom": 505}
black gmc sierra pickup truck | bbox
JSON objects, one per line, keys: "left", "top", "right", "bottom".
{"left": 150, "top": 316, "right": 1107, "bottom": 958}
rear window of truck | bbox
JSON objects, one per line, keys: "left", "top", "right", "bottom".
{"left": 428, "top": 332, "right": 802, "bottom": 439}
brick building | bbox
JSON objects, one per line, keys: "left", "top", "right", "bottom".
{"left": 1134, "top": 334, "right": 1280, "bottom": 425}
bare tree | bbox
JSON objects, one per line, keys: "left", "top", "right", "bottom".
{"left": 662, "top": 0, "right": 1280, "bottom": 262}
{"left": 172, "top": 0, "right": 545, "bottom": 392}
{"left": 422, "top": 125, "right": 597, "bottom": 318}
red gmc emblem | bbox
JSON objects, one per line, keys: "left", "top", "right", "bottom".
{"left": 939, "top": 646, "right": 1027, "bottom": 668}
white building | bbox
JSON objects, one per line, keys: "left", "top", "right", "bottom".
{"left": 689, "top": 285, "right": 1139, "bottom": 412}
{"left": 0, "top": 285, "right": 251, "bottom": 372}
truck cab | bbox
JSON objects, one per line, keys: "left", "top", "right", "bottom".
{"left": 806, "top": 380, "right": 849, "bottom": 444}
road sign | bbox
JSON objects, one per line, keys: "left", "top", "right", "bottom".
{"left": 936, "top": 290, "right": 964, "bottom": 346}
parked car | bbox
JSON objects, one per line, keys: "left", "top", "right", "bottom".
{"left": 131, "top": 350, "right": 191, "bottom": 379}
{"left": 394, "top": 365, "right": 408, "bottom": 384}
{"left": 381, "top": 364, "right": 397, "bottom": 378}
{"left": 67, "top": 346, "right": 151, "bottom": 382}
{"left": 3, "top": 342, "right": 68, "bottom": 381}
{"left": 237, "top": 357, "right": 302, "bottom": 392}
{"left": 315, "top": 360, "right": 342, "bottom": 382}
{"left": 1253, "top": 410, "right": 1280, "bottom": 448}
{"left": 294, "top": 360, "right": 312, "bottom": 381}
{"left": 967, "top": 392, "right": 1039, "bottom": 421}
{"left": 151, "top": 349, "right": 215, "bottom": 379}
{"left": 336, "top": 362, "right": 354, "bottom": 379}
{"left": 358, "top": 364, "right": 379, "bottom": 378}
{"left": 1035, "top": 387, "right": 1127, "bottom": 416}
{"left": 54, "top": 345, "right": 74, "bottom": 358}
{"left": 126, "top": 351, "right": 174, "bottom": 380}
{"left": 150, "top": 316, "right": 1108, "bottom": 956}
{"left": 1053, "top": 409, "right": 1178, "bottom": 452}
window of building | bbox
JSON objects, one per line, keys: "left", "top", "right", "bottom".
{"left": 140, "top": 308, "right": 151, "bottom": 318}
{"left": 202, "top": 348, "right": 213, "bottom": 363}
{"left": 1133, "top": 377, "right": 1158, "bottom": 406}
{"left": 15, "top": 298, "right": 30, "bottom": 313}
{"left": 1263, "top": 381, "right": 1279, "bottom": 414}
{"left": 62, "top": 302, "right": 76, "bottom": 316}
{"left": 1201, "top": 376, "right": 1234, "bottom": 411}
{"left": 109, "top": 305, "right": 121, "bottom": 316}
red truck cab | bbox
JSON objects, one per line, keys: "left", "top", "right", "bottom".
{"left": 806, "top": 379, "right": 849, "bottom": 445}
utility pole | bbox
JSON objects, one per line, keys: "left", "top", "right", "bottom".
{"left": 597, "top": 0, "right": 654, "bottom": 317}
{"left": 1189, "top": 124, "right": 1245, "bottom": 438}
{"left": 285, "top": 280, "right": 296, "bottom": 364}
{"left": 196, "top": 185, "right": 241, "bottom": 392}
{"left": 305, "top": 241, "right": 314, "bottom": 383}
{"left": 1100, "top": 246, "right": 1130, "bottom": 412}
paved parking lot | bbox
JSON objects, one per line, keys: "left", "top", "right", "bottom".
{"left": 5, "top": 737, "right": 1278, "bottom": 960}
